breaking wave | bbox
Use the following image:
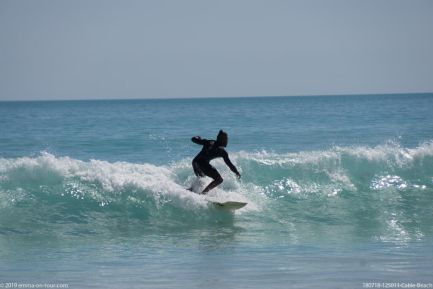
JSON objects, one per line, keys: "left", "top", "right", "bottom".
{"left": 1, "top": 141, "right": 433, "bottom": 241}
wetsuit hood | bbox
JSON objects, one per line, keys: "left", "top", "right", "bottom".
{"left": 217, "top": 130, "right": 228, "bottom": 147}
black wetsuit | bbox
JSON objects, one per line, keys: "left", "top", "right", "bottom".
{"left": 191, "top": 136, "right": 239, "bottom": 180}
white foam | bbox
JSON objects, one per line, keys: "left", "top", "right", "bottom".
{"left": 235, "top": 141, "right": 433, "bottom": 167}
{"left": 2, "top": 141, "right": 432, "bottom": 212}
{"left": 0, "top": 153, "right": 209, "bottom": 209}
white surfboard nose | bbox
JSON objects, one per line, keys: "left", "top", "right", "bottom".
{"left": 210, "top": 201, "right": 247, "bottom": 210}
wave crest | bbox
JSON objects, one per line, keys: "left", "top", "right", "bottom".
{"left": 1, "top": 141, "right": 433, "bottom": 240}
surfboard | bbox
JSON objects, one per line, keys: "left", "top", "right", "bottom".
{"left": 186, "top": 187, "right": 247, "bottom": 210}
{"left": 209, "top": 201, "right": 247, "bottom": 210}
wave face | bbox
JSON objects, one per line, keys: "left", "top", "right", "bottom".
{"left": 1, "top": 142, "right": 433, "bottom": 242}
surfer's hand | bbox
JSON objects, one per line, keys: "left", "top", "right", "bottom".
{"left": 236, "top": 172, "right": 241, "bottom": 179}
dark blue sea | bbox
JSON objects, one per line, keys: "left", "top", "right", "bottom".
{"left": 1, "top": 94, "right": 433, "bottom": 288}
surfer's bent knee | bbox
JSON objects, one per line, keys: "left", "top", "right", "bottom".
{"left": 215, "top": 176, "right": 223, "bottom": 185}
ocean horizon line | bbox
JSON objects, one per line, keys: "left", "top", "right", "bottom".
{"left": 0, "top": 91, "right": 432, "bottom": 103}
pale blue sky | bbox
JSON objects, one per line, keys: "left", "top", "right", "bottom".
{"left": 1, "top": 0, "right": 432, "bottom": 100}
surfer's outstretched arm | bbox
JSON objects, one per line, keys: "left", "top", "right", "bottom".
{"left": 191, "top": 136, "right": 206, "bottom": 145}
{"left": 222, "top": 151, "right": 241, "bottom": 179}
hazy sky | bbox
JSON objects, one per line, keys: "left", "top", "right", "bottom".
{"left": 1, "top": 0, "right": 432, "bottom": 100}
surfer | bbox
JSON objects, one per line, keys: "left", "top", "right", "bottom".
{"left": 191, "top": 130, "right": 241, "bottom": 194}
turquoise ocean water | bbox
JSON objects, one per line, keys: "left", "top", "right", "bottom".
{"left": 1, "top": 94, "right": 433, "bottom": 288}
